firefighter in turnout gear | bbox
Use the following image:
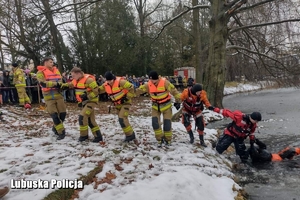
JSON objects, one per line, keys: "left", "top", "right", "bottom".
{"left": 99, "top": 71, "right": 136, "bottom": 142}
{"left": 211, "top": 107, "right": 262, "bottom": 163}
{"left": 12, "top": 63, "right": 31, "bottom": 108}
{"left": 36, "top": 57, "right": 67, "bottom": 140}
{"left": 69, "top": 67, "right": 103, "bottom": 142}
{"left": 135, "top": 71, "right": 181, "bottom": 147}
{"left": 180, "top": 84, "right": 212, "bottom": 147}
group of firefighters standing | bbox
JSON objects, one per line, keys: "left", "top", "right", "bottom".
{"left": 10, "top": 57, "right": 299, "bottom": 164}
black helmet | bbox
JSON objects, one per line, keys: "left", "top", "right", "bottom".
{"left": 191, "top": 84, "right": 202, "bottom": 95}
{"left": 148, "top": 71, "right": 159, "bottom": 80}
{"left": 250, "top": 112, "right": 262, "bottom": 121}
{"left": 104, "top": 71, "right": 116, "bottom": 81}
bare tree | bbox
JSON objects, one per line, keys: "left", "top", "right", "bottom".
{"left": 153, "top": 0, "right": 300, "bottom": 107}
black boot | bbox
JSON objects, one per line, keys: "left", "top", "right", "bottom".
{"left": 78, "top": 135, "right": 88, "bottom": 142}
{"left": 52, "top": 126, "right": 58, "bottom": 135}
{"left": 124, "top": 132, "right": 136, "bottom": 142}
{"left": 57, "top": 130, "right": 65, "bottom": 140}
{"left": 188, "top": 130, "right": 194, "bottom": 144}
{"left": 92, "top": 131, "right": 103, "bottom": 143}
{"left": 199, "top": 135, "right": 207, "bottom": 147}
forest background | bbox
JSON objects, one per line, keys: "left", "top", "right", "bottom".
{"left": 0, "top": 0, "right": 300, "bottom": 106}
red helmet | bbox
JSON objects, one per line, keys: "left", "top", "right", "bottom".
{"left": 24, "top": 104, "right": 31, "bottom": 109}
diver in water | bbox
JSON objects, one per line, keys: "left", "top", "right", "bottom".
{"left": 249, "top": 140, "right": 300, "bottom": 162}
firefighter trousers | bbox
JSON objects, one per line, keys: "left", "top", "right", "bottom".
{"left": 79, "top": 102, "right": 101, "bottom": 137}
{"left": 152, "top": 107, "right": 172, "bottom": 142}
{"left": 182, "top": 109, "right": 205, "bottom": 135}
{"left": 16, "top": 86, "right": 31, "bottom": 106}
{"left": 46, "top": 98, "right": 66, "bottom": 134}
{"left": 116, "top": 104, "right": 134, "bottom": 137}
{"left": 216, "top": 133, "right": 248, "bottom": 162}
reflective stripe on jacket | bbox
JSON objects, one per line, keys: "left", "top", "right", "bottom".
{"left": 148, "top": 78, "right": 171, "bottom": 111}
{"left": 104, "top": 77, "right": 128, "bottom": 105}
{"left": 37, "top": 66, "right": 62, "bottom": 92}
{"left": 13, "top": 68, "right": 26, "bottom": 87}
{"left": 182, "top": 88, "right": 203, "bottom": 113}
{"left": 72, "top": 74, "right": 96, "bottom": 102}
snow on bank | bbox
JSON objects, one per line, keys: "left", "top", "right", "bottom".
{"left": 0, "top": 84, "right": 267, "bottom": 200}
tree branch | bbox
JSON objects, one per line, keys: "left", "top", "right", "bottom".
{"left": 237, "top": 0, "right": 277, "bottom": 13}
{"left": 229, "top": 19, "right": 300, "bottom": 34}
{"left": 152, "top": 4, "right": 210, "bottom": 41}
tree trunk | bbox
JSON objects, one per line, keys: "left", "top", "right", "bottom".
{"left": 192, "top": 0, "right": 202, "bottom": 83}
{"left": 204, "top": 0, "right": 230, "bottom": 108}
{"left": 41, "top": 0, "right": 64, "bottom": 72}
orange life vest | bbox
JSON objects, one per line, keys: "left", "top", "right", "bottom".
{"left": 271, "top": 154, "right": 283, "bottom": 161}
{"left": 104, "top": 77, "right": 128, "bottom": 105}
{"left": 37, "top": 66, "right": 62, "bottom": 92}
{"left": 182, "top": 88, "right": 203, "bottom": 112}
{"left": 148, "top": 78, "right": 171, "bottom": 104}
{"left": 72, "top": 74, "right": 95, "bottom": 102}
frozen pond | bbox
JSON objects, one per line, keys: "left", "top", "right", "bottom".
{"left": 211, "top": 88, "right": 300, "bottom": 200}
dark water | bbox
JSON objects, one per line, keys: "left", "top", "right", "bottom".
{"left": 211, "top": 88, "right": 300, "bottom": 200}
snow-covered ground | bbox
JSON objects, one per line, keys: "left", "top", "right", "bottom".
{"left": 0, "top": 83, "right": 263, "bottom": 200}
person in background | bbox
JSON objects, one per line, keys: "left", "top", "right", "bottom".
{"left": 36, "top": 57, "right": 67, "bottom": 140}
{"left": 30, "top": 73, "right": 39, "bottom": 104}
{"left": 67, "top": 75, "right": 76, "bottom": 102}
{"left": 12, "top": 63, "right": 31, "bottom": 108}
{"left": 210, "top": 106, "right": 262, "bottom": 163}
{"left": 180, "top": 84, "right": 213, "bottom": 147}
{"left": 99, "top": 71, "right": 136, "bottom": 142}
{"left": 135, "top": 71, "right": 181, "bottom": 147}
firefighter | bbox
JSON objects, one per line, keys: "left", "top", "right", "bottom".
{"left": 135, "top": 71, "right": 181, "bottom": 147}
{"left": 36, "top": 57, "right": 67, "bottom": 140}
{"left": 249, "top": 141, "right": 300, "bottom": 162}
{"left": 210, "top": 107, "right": 262, "bottom": 163}
{"left": 99, "top": 71, "right": 136, "bottom": 142}
{"left": 180, "top": 84, "right": 213, "bottom": 147}
{"left": 12, "top": 63, "right": 31, "bottom": 108}
{"left": 69, "top": 67, "right": 103, "bottom": 142}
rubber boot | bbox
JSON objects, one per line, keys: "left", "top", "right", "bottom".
{"left": 199, "top": 135, "right": 207, "bottom": 147}
{"left": 92, "top": 130, "right": 103, "bottom": 143}
{"left": 52, "top": 126, "right": 58, "bottom": 135}
{"left": 78, "top": 135, "right": 88, "bottom": 142}
{"left": 57, "top": 130, "right": 65, "bottom": 140}
{"left": 157, "top": 140, "right": 163, "bottom": 148}
{"left": 124, "top": 132, "right": 136, "bottom": 142}
{"left": 188, "top": 130, "right": 194, "bottom": 144}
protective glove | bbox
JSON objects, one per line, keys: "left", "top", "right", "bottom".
{"left": 213, "top": 107, "right": 220, "bottom": 113}
{"left": 120, "top": 96, "right": 128, "bottom": 104}
{"left": 60, "top": 83, "right": 70, "bottom": 90}
{"left": 40, "top": 82, "right": 47, "bottom": 88}
{"left": 174, "top": 103, "right": 181, "bottom": 110}
{"left": 54, "top": 82, "right": 62, "bottom": 89}
{"left": 80, "top": 92, "right": 88, "bottom": 101}
{"left": 208, "top": 106, "right": 214, "bottom": 111}
{"left": 255, "top": 139, "right": 267, "bottom": 149}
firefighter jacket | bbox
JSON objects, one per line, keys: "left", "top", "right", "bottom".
{"left": 36, "top": 66, "right": 63, "bottom": 100}
{"left": 13, "top": 67, "right": 26, "bottom": 87}
{"left": 180, "top": 88, "right": 211, "bottom": 113}
{"left": 71, "top": 74, "right": 99, "bottom": 103}
{"left": 136, "top": 78, "right": 181, "bottom": 112}
{"left": 216, "top": 108, "right": 257, "bottom": 141}
{"left": 99, "top": 77, "right": 135, "bottom": 105}
{"left": 272, "top": 147, "right": 300, "bottom": 161}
